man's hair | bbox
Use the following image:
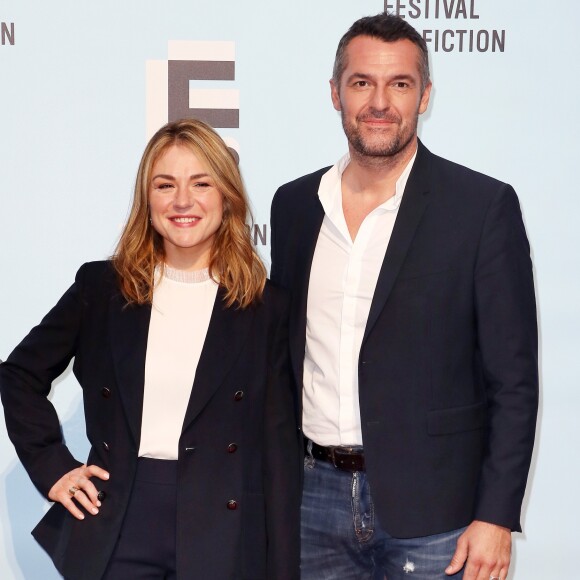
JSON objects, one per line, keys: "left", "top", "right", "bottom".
{"left": 332, "top": 13, "right": 430, "bottom": 91}
{"left": 113, "top": 118, "right": 266, "bottom": 309}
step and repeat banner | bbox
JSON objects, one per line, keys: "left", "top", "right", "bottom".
{"left": 1, "top": 1, "right": 578, "bottom": 577}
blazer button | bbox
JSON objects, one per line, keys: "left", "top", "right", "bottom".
{"left": 227, "top": 443, "right": 238, "bottom": 453}
{"left": 102, "top": 441, "right": 110, "bottom": 452}
{"left": 234, "top": 390, "right": 244, "bottom": 401}
{"left": 227, "top": 500, "right": 238, "bottom": 510}
{"left": 101, "top": 387, "right": 111, "bottom": 398}
{"left": 97, "top": 491, "right": 107, "bottom": 502}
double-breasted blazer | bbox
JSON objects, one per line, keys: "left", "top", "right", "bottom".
{"left": 270, "top": 141, "right": 538, "bottom": 539}
{"left": 0, "top": 261, "right": 301, "bottom": 580}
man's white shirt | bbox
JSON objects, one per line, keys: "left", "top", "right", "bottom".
{"left": 302, "top": 151, "right": 416, "bottom": 446}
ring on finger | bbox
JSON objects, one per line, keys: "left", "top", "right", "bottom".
{"left": 68, "top": 486, "right": 79, "bottom": 497}
{"left": 489, "top": 576, "right": 501, "bottom": 580}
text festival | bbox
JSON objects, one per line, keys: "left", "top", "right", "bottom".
{"left": 384, "top": 0, "right": 505, "bottom": 53}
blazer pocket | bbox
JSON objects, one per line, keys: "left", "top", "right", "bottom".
{"left": 427, "top": 401, "right": 485, "bottom": 435}
{"left": 396, "top": 265, "right": 459, "bottom": 282}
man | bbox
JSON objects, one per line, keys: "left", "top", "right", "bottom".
{"left": 270, "top": 13, "right": 537, "bottom": 580}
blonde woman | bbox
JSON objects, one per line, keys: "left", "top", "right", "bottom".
{"left": 0, "top": 119, "right": 300, "bottom": 580}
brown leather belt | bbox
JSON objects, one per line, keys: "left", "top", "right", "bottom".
{"left": 307, "top": 440, "right": 365, "bottom": 472}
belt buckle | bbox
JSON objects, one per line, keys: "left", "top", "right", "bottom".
{"left": 330, "top": 446, "right": 362, "bottom": 472}
{"left": 328, "top": 446, "right": 339, "bottom": 468}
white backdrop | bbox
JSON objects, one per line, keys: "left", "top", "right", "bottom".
{"left": 1, "top": 1, "right": 578, "bottom": 577}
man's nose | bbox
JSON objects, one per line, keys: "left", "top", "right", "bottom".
{"left": 368, "top": 87, "right": 390, "bottom": 111}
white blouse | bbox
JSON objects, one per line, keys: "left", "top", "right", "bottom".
{"left": 138, "top": 266, "right": 218, "bottom": 460}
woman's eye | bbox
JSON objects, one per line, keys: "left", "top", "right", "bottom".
{"left": 155, "top": 183, "right": 174, "bottom": 190}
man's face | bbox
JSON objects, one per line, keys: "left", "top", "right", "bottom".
{"left": 331, "top": 36, "right": 431, "bottom": 160}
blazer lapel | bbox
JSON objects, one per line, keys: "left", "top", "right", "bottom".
{"left": 363, "top": 142, "right": 433, "bottom": 344}
{"left": 181, "top": 288, "right": 254, "bottom": 430}
{"left": 109, "top": 295, "right": 152, "bottom": 447}
{"left": 288, "top": 194, "right": 325, "bottom": 387}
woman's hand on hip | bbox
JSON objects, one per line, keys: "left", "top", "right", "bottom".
{"left": 48, "top": 464, "right": 110, "bottom": 520}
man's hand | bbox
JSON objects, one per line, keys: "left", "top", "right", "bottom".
{"left": 445, "top": 520, "right": 511, "bottom": 579}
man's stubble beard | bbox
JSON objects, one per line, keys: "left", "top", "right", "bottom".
{"left": 341, "top": 108, "right": 419, "bottom": 162}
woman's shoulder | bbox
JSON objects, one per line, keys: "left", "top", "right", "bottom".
{"left": 74, "top": 260, "right": 118, "bottom": 296}
{"left": 76, "top": 259, "right": 113, "bottom": 275}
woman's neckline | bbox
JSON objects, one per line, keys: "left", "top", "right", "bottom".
{"left": 162, "top": 264, "right": 212, "bottom": 284}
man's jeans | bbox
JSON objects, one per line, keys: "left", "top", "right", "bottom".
{"left": 301, "top": 456, "right": 465, "bottom": 579}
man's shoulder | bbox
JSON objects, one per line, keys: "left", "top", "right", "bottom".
{"left": 422, "top": 144, "right": 509, "bottom": 191}
{"left": 274, "top": 166, "right": 332, "bottom": 199}
{"left": 261, "top": 280, "right": 290, "bottom": 310}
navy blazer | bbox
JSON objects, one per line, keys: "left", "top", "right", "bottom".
{"left": 0, "top": 261, "right": 301, "bottom": 580}
{"left": 270, "top": 141, "right": 538, "bottom": 538}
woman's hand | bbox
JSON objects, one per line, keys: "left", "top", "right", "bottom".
{"left": 48, "top": 464, "right": 110, "bottom": 520}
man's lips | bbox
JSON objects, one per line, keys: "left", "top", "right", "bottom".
{"left": 359, "top": 116, "right": 399, "bottom": 126}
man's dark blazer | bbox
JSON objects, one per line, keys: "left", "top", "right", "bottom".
{"left": 0, "top": 261, "right": 301, "bottom": 580}
{"left": 270, "top": 141, "right": 538, "bottom": 539}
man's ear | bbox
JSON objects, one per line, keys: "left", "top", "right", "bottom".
{"left": 330, "top": 79, "right": 341, "bottom": 112}
{"left": 419, "top": 81, "right": 432, "bottom": 115}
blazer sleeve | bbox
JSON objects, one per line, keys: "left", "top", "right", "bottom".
{"left": 0, "top": 265, "right": 89, "bottom": 497}
{"left": 473, "top": 184, "right": 539, "bottom": 531}
{"left": 263, "top": 289, "right": 301, "bottom": 580}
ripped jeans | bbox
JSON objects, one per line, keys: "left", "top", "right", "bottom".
{"left": 300, "top": 456, "right": 465, "bottom": 580}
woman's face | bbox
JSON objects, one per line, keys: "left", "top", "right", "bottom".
{"left": 149, "top": 144, "right": 223, "bottom": 271}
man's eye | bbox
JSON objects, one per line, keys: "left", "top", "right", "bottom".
{"left": 394, "top": 82, "right": 409, "bottom": 88}
{"left": 354, "top": 81, "right": 369, "bottom": 87}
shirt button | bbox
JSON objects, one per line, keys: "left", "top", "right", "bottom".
{"left": 234, "top": 390, "right": 244, "bottom": 401}
{"left": 101, "top": 387, "right": 111, "bottom": 398}
{"left": 97, "top": 491, "right": 107, "bottom": 502}
{"left": 227, "top": 500, "right": 238, "bottom": 510}
{"left": 102, "top": 442, "right": 110, "bottom": 452}
{"left": 227, "top": 443, "right": 238, "bottom": 453}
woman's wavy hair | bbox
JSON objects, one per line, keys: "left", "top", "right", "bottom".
{"left": 112, "top": 118, "right": 266, "bottom": 309}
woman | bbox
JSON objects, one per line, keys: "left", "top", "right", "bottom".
{"left": 0, "top": 119, "right": 301, "bottom": 579}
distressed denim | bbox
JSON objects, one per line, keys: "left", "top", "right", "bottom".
{"left": 301, "top": 456, "right": 466, "bottom": 579}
